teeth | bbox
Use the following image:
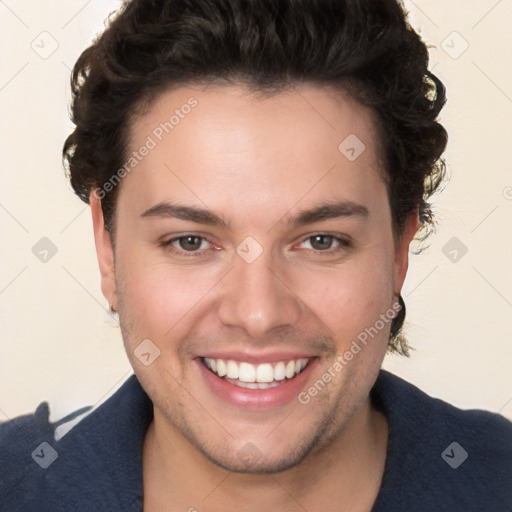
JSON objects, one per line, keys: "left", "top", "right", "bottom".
{"left": 256, "top": 363, "right": 274, "bottom": 383}
{"left": 216, "top": 359, "right": 227, "bottom": 377}
{"left": 203, "top": 357, "right": 310, "bottom": 383}
{"left": 224, "top": 378, "right": 282, "bottom": 390}
{"left": 226, "top": 360, "right": 238, "bottom": 379}
{"left": 274, "top": 362, "right": 286, "bottom": 381}
{"left": 285, "top": 360, "right": 295, "bottom": 379}
{"left": 239, "top": 362, "right": 256, "bottom": 382}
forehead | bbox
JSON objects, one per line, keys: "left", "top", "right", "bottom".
{"left": 121, "top": 83, "right": 387, "bottom": 224}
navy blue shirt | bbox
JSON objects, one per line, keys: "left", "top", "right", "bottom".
{"left": 1, "top": 370, "right": 511, "bottom": 511}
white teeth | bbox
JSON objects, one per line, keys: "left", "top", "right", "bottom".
{"left": 285, "top": 360, "right": 295, "bottom": 379}
{"left": 225, "top": 378, "right": 282, "bottom": 390}
{"left": 226, "top": 360, "right": 238, "bottom": 379}
{"left": 274, "top": 362, "right": 286, "bottom": 381}
{"left": 203, "top": 357, "right": 310, "bottom": 384}
{"left": 216, "top": 359, "right": 227, "bottom": 377}
{"left": 239, "top": 362, "right": 256, "bottom": 382}
{"left": 256, "top": 363, "right": 274, "bottom": 383}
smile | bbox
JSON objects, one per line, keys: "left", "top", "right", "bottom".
{"left": 202, "top": 357, "right": 311, "bottom": 390}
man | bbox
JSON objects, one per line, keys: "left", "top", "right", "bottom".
{"left": 1, "top": 0, "right": 511, "bottom": 510}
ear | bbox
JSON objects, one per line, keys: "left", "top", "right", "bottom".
{"left": 90, "top": 192, "right": 117, "bottom": 310}
{"left": 393, "top": 208, "right": 419, "bottom": 296}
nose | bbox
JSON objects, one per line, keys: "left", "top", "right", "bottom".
{"left": 217, "top": 250, "right": 302, "bottom": 339}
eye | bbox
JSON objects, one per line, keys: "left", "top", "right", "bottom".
{"left": 161, "top": 235, "right": 212, "bottom": 256}
{"left": 298, "top": 234, "right": 352, "bottom": 253}
{"left": 174, "top": 235, "right": 206, "bottom": 251}
{"left": 160, "top": 233, "right": 351, "bottom": 258}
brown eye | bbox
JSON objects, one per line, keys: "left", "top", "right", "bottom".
{"left": 309, "top": 235, "right": 335, "bottom": 251}
{"left": 177, "top": 236, "right": 204, "bottom": 251}
{"left": 160, "top": 234, "right": 216, "bottom": 258}
{"left": 297, "top": 233, "right": 352, "bottom": 254}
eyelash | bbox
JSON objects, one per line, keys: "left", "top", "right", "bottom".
{"left": 160, "top": 233, "right": 352, "bottom": 258}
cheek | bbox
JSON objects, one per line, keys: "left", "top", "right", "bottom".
{"left": 116, "top": 250, "right": 224, "bottom": 342}
{"left": 290, "top": 254, "right": 394, "bottom": 346}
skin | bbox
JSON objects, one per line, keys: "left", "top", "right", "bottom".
{"left": 90, "top": 83, "right": 418, "bottom": 511}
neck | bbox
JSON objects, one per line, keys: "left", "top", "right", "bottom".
{"left": 142, "top": 397, "right": 388, "bottom": 512}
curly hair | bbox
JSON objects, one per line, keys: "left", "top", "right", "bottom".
{"left": 63, "top": 0, "right": 448, "bottom": 355}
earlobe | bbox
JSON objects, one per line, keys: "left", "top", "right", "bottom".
{"left": 89, "top": 192, "right": 117, "bottom": 310}
{"left": 393, "top": 208, "right": 419, "bottom": 296}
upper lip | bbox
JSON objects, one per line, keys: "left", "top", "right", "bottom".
{"left": 197, "top": 351, "right": 317, "bottom": 364}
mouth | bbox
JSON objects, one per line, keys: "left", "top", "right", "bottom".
{"left": 201, "top": 357, "right": 311, "bottom": 389}
{"left": 196, "top": 354, "right": 318, "bottom": 409}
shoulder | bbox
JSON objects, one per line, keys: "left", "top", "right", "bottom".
{"left": 0, "top": 374, "right": 151, "bottom": 512}
{"left": 372, "top": 370, "right": 512, "bottom": 511}
{"left": 375, "top": 369, "right": 512, "bottom": 442}
{"left": 0, "top": 400, "right": 92, "bottom": 509}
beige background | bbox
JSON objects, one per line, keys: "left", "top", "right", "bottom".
{"left": 0, "top": 0, "right": 511, "bottom": 423}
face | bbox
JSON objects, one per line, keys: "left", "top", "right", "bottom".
{"left": 91, "top": 83, "right": 416, "bottom": 473}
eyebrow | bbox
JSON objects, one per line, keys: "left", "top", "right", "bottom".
{"left": 140, "top": 200, "right": 369, "bottom": 229}
{"left": 140, "top": 202, "right": 229, "bottom": 228}
{"left": 287, "top": 200, "right": 369, "bottom": 228}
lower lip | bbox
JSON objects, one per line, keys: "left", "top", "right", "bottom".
{"left": 196, "top": 358, "right": 318, "bottom": 410}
